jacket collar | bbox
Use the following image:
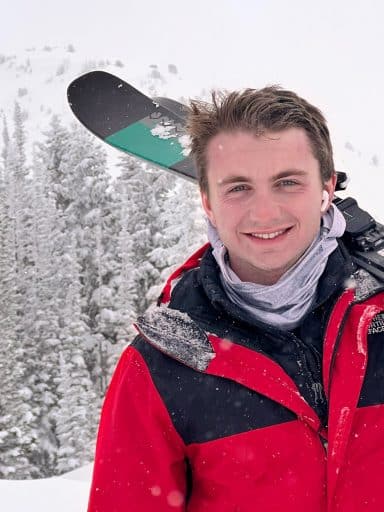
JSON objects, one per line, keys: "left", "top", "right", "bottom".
{"left": 197, "top": 242, "right": 355, "bottom": 333}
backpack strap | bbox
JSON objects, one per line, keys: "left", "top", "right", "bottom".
{"left": 335, "top": 195, "right": 384, "bottom": 282}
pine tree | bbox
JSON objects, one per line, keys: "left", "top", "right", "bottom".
{"left": 54, "top": 234, "right": 99, "bottom": 474}
{"left": 37, "top": 115, "right": 70, "bottom": 196}
{"left": 114, "top": 156, "right": 159, "bottom": 314}
{"left": 0, "top": 110, "right": 41, "bottom": 479}
{"left": 1, "top": 116, "right": 10, "bottom": 167}
{"left": 27, "top": 152, "right": 65, "bottom": 475}
{"left": 52, "top": 124, "right": 122, "bottom": 393}
{"left": 147, "top": 178, "right": 207, "bottom": 301}
{"left": 12, "top": 103, "right": 27, "bottom": 174}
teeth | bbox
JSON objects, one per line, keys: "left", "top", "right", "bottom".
{"left": 251, "top": 230, "right": 285, "bottom": 239}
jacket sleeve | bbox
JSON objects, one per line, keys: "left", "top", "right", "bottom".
{"left": 87, "top": 345, "right": 187, "bottom": 511}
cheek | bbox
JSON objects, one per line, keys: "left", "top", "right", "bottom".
{"left": 218, "top": 204, "right": 244, "bottom": 225}
{"left": 294, "top": 194, "right": 322, "bottom": 218}
{"left": 287, "top": 200, "right": 322, "bottom": 237}
{"left": 300, "top": 206, "right": 323, "bottom": 236}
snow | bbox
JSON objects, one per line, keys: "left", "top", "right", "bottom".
{"left": 0, "top": 464, "right": 92, "bottom": 512}
{"left": 151, "top": 123, "right": 176, "bottom": 140}
{"left": 178, "top": 134, "right": 191, "bottom": 156}
{"left": 136, "top": 306, "right": 215, "bottom": 371}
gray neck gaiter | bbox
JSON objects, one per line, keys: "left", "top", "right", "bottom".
{"left": 208, "top": 204, "right": 346, "bottom": 330}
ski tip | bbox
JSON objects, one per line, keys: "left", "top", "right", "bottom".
{"left": 67, "top": 71, "right": 126, "bottom": 106}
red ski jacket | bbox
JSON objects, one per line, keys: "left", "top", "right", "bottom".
{"left": 88, "top": 245, "right": 384, "bottom": 511}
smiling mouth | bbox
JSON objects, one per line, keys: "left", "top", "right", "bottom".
{"left": 248, "top": 227, "right": 292, "bottom": 240}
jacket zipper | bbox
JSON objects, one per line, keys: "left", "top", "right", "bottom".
{"left": 288, "top": 331, "right": 327, "bottom": 421}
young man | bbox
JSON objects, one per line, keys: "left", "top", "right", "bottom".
{"left": 88, "top": 87, "right": 384, "bottom": 511}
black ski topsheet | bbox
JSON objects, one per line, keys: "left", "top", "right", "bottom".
{"left": 153, "top": 96, "right": 189, "bottom": 122}
{"left": 67, "top": 71, "right": 197, "bottom": 181}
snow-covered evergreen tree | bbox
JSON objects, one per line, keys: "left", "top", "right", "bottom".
{"left": 54, "top": 233, "right": 98, "bottom": 474}
{"left": 50, "top": 124, "right": 122, "bottom": 393}
{"left": 114, "top": 155, "right": 175, "bottom": 315}
{"left": 147, "top": 178, "right": 207, "bottom": 302}
{"left": 37, "top": 115, "right": 70, "bottom": 196}
{"left": 1, "top": 116, "right": 10, "bottom": 167}
{"left": 114, "top": 174, "right": 138, "bottom": 342}
{"left": 27, "top": 152, "right": 65, "bottom": 476}
{"left": 0, "top": 110, "right": 41, "bottom": 479}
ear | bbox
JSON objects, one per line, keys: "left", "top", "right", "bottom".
{"left": 200, "top": 190, "right": 217, "bottom": 227}
{"left": 324, "top": 173, "right": 337, "bottom": 201}
{"left": 321, "top": 173, "right": 337, "bottom": 212}
{"left": 321, "top": 191, "right": 329, "bottom": 213}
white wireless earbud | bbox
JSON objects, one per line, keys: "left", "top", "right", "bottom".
{"left": 320, "top": 191, "right": 329, "bottom": 213}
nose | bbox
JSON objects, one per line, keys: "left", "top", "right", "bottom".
{"left": 246, "top": 191, "right": 282, "bottom": 225}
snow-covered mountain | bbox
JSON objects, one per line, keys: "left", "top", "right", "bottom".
{"left": 0, "top": 44, "right": 188, "bottom": 120}
{"left": 0, "top": 44, "right": 188, "bottom": 175}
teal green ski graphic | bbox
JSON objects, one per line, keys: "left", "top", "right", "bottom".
{"left": 67, "top": 70, "right": 196, "bottom": 181}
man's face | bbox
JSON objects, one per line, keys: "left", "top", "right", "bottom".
{"left": 201, "top": 128, "right": 336, "bottom": 285}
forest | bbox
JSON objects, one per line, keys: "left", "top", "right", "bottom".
{"left": 0, "top": 103, "right": 206, "bottom": 478}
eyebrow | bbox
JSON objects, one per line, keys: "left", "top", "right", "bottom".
{"left": 273, "top": 169, "right": 308, "bottom": 180}
{"left": 217, "top": 169, "right": 309, "bottom": 186}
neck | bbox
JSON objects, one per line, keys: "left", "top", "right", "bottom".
{"left": 228, "top": 256, "right": 295, "bottom": 285}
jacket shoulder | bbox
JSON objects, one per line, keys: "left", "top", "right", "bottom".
{"left": 135, "top": 307, "right": 215, "bottom": 372}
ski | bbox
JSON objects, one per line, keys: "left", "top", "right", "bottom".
{"left": 67, "top": 70, "right": 197, "bottom": 181}
{"left": 153, "top": 96, "right": 189, "bottom": 122}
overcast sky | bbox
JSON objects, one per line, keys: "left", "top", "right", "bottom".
{"left": 3, "top": 0, "right": 384, "bottom": 178}
{"left": 3, "top": 0, "right": 383, "bottom": 92}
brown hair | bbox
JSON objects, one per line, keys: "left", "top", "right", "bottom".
{"left": 187, "top": 86, "right": 335, "bottom": 193}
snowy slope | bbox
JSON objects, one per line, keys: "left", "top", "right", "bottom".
{"left": 0, "top": 45, "right": 187, "bottom": 176}
{"left": 0, "top": 45, "right": 186, "bottom": 124}
{"left": 0, "top": 464, "right": 92, "bottom": 512}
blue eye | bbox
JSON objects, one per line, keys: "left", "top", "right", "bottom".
{"left": 229, "top": 184, "right": 249, "bottom": 193}
{"left": 277, "top": 179, "right": 298, "bottom": 187}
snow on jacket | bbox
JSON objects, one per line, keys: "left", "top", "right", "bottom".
{"left": 88, "top": 243, "right": 384, "bottom": 512}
